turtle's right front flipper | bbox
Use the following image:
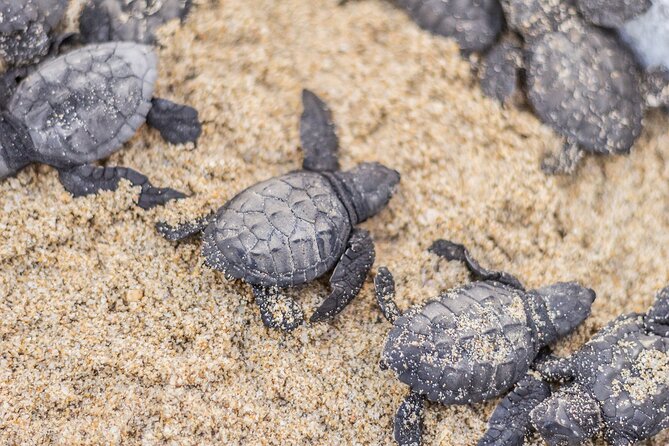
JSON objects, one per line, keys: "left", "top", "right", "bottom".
{"left": 58, "top": 164, "right": 186, "bottom": 209}
{"left": 429, "top": 239, "right": 524, "bottom": 289}
{"left": 394, "top": 390, "right": 425, "bottom": 446}
{"left": 478, "top": 376, "right": 551, "bottom": 446}
{"left": 0, "top": 111, "right": 33, "bottom": 179}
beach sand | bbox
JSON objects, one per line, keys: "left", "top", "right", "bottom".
{"left": 1, "top": 0, "right": 669, "bottom": 444}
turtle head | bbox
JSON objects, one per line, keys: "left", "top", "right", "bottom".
{"left": 0, "top": 112, "right": 32, "bottom": 180}
{"left": 338, "top": 162, "right": 400, "bottom": 223}
{"left": 535, "top": 282, "right": 596, "bottom": 340}
{"left": 645, "top": 286, "right": 669, "bottom": 336}
{"left": 530, "top": 384, "right": 602, "bottom": 446}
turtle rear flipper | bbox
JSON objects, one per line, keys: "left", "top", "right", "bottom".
{"left": 310, "top": 229, "right": 375, "bottom": 322}
{"left": 58, "top": 164, "right": 186, "bottom": 209}
{"left": 252, "top": 286, "right": 305, "bottom": 331}
{"left": 374, "top": 266, "right": 401, "bottom": 323}
{"left": 147, "top": 98, "right": 202, "bottom": 145}
{"left": 300, "top": 89, "right": 339, "bottom": 172}
{"left": 478, "top": 376, "right": 551, "bottom": 446}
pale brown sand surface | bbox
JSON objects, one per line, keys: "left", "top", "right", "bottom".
{"left": 2, "top": 0, "right": 669, "bottom": 444}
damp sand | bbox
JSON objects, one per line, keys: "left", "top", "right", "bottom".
{"left": 1, "top": 0, "right": 669, "bottom": 444}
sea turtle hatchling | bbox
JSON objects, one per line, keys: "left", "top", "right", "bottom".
{"left": 374, "top": 239, "right": 596, "bottom": 446}
{"left": 0, "top": 41, "right": 202, "bottom": 209}
{"left": 479, "top": 286, "right": 669, "bottom": 446}
{"left": 156, "top": 90, "right": 400, "bottom": 331}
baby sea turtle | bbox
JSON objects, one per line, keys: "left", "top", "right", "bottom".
{"left": 479, "top": 286, "right": 669, "bottom": 445}
{"left": 375, "top": 239, "right": 595, "bottom": 446}
{"left": 391, "top": 0, "right": 504, "bottom": 53}
{"left": 79, "top": 0, "right": 193, "bottom": 44}
{"left": 0, "top": 41, "right": 202, "bottom": 209}
{"left": 479, "top": 0, "right": 645, "bottom": 174}
{"left": 156, "top": 90, "right": 400, "bottom": 331}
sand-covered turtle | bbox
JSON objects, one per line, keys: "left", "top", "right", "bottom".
{"left": 374, "top": 240, "right": 595, "bottom": 446}
{"left": 388, "top": 0, "right": 504, "bottom": 53}
{"left": 156, "top": 90, "right": 400, "bottom": 331}
{"left": 0, "top": 41, "right": 202, "bottom": 209}
{"left": 476, "top": 0, "right": 646, "bottom": 174}
{"left": 79, "top": 0, "right": 193, "bottom": 44}
{"left": 0, "top": 0, "right": 68, "bottom": 68}
{"left": 479, "top": 286, "right": 669, "bottom": 445}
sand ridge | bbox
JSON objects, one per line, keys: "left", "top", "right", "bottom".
{"left": 1, "top": 0, "right": 669, "bottom": 444}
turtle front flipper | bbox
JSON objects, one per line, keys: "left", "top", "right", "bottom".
{"left": 300, "top": 89, "right": 339, "bottom": 172}
{"left": 428, "top": 239, "right": 524, "bottom": 289}
{"left": 374, "top": 266, "right": 401, "bottom": 323}
{"left": 156, "top": 213, "right": 214, "bottom": 242}
{"left": 541, "top": 141, "right": 585, "bottom": 175}
{"left": 252, "top": 285, "right": 305, "bottom": 331}
{"left": 310, "top": 229, "right": 375, "bottom": 323}
{"left": 478, "top": 376, "right": 551, "bottom": 446}
{"left": 0, "top": 111, "right": 33, "bottom": 179}
{"left": 58, "top": 164, "right": 187, "bottom": 210}
{"left": 394, "top": 390, "right": 425, "bottom": 446}
{"left": 147, "top": 98, "right": 202, "bottom": 145}
{"left": 533, "top": 353, "right": 578, "bottom": 382}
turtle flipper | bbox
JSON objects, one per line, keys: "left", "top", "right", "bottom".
{"left": 394, "top": 390, "right": 425, "bottom": 446}
{"left": 541, "top": 141, "right": 584, "bottom": 175}
{"left": 300, "top": 89, "right": 339, "bottom": 172}
{"left": 428, "top": 239, "right": 524, "bottom": 289}
{"left": 147, "top": 98, "right": 202, "bottom": 145}
{"left": 534, "top": 353, "right": 578, "bottom": 382}
{"left": 374, "top": 266, "right": 401, "bottom": 323}
{"left": 79, "top": 0, "right": 112, "bottom": 43}
{"left": 310, "top": 229, "right": 375, "bottom": 322}
{"left": 156, "top": 213, "right": 214, "bottom": 242}
{"left": 252, "top": 285, "right": 304, "bottom": 331}
{"left": 0, "top": 111, "right": 33, "bottom": 179}
{"left": 478, "top": 376, "right": 551, "bottom": 446}
{"left": 58, "top": 164, "right": 186, "bottom": 210}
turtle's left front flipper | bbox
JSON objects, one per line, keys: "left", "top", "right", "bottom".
{"left": 147, "top": 98, "right": 202, "bottom": 145}
{"left": 300, "top": 89, "right": 339, "bottom": 172}
{"left": 58, "top": 164, "right": 186, "bottom": 209}
{"left": 310, "top": 229, "right": 375, "bottom": 322}
{"left": 478, "top": 376, "right": 551, "bottom": 446}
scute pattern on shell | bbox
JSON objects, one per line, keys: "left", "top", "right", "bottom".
{"left": 383, "top": 281, "right": 534, "bottom": 405}
{"left": 395, "top": 0, "right": 503, "bottom": 52}
{"left": 8, "top": 42, "right": 157, "bottom": 167}
{"left": 572, "top": 315, "right": 669, "bottom": 442}
{"left": 202, "top": 172, "right": 351, "bottom": 288}
{"left": 527, "top": 27, "right": 644, "bottom": 154}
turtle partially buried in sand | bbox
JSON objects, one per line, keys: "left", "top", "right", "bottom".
{"left": 479, "top": 286, "right": 669, "bottom": 446}
{"left": 374, "top": 239, "right": 595, "bottom": 446}
{"left": 0, "top": 41, "right": 202, "bottom": 209}
{"left": 157, "top": 90, "right": 400, "bottom": 331}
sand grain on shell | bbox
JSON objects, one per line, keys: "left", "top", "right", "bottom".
{"left": 1, "top": 0, "right": 669, "bottom": 444}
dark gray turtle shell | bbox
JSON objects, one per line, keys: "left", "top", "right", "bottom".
{"left": 8, "top": 42, "right": 157, "bottom": 167}
{"left": 382, "top": 281, "right": 536, "bottom": 405}
{"left": 572, "top": 315, "right": 669, "bottom": 443}
{"left": 202, "top": 171, "right": 352, "bottom": 288}
{"left": 80, "top": 0, "right": 192, "bottom": 44}
{"left": 527, "top": 26, "right": 644, "bottom": 155}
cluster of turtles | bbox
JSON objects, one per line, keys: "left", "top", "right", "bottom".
{"left": 2, "top": 1, "right": 669, "bottom": 446}
{"left": 383, "top": 0, "right": 669, "bottom": 173}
